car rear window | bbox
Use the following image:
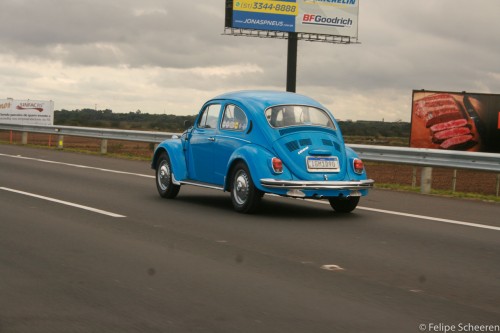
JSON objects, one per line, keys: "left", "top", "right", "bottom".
{"left": 265, "top": 105, "right": 336, "bottom": 129}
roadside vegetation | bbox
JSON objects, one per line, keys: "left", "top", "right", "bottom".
{"left": 55, "top": 108, "right": 411, "bottom": 145}
{"left": 375, "top": 183, "right": 500, "bottom": 203}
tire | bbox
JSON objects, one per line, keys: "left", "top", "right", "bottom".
{"left": 230, "top": 162, "right": 262, "bottom": 214}
{"left": 328, "top": 196, "right": 360, "bottom": 213}
{"left": 155, "top": 152, "right": 180, "bottom": 199}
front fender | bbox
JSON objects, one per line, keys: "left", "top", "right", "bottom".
{"left": 151, "top": 139, "right": 188, "bottom": 181}
{"left": 224, "top": 144, "right": 292, "bottom": 192}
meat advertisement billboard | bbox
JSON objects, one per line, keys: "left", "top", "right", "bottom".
{"left": 225, "top": 0, "right": 359, "bottom": 38}
{"left": 0, "top": 99, "right": 54, "bottom": 126}
{"left": 410, "top": 90, "right": 500, "bottom": 153}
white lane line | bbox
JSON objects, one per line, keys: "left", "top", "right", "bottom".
{"left": 0, "top": 187, "right": 126, "bottom": 218}
{"left": 358, "top": 206, "right": 500, "bottom": 231}
{"left": 311, "top": 199, "right": 500, "bottom": 231}
{"left": 2, "top": 152, "right": 498, "bottom": 231}
{"left": 0, "top": 153, "right": 154, "bottom": 178}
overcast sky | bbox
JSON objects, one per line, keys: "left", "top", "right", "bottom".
{"left": 1, "top": 0, "right": 499, "bottom": 121}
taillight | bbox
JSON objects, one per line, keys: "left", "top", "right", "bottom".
{"left": 353, "top": 158, "right": 364, "bottom": 174}
{"left": 272, "top": 157, "right": 283, "bottom": 173}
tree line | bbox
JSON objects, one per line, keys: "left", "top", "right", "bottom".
{"left": 54, "top": 109, "right": 410, "bottom": 138}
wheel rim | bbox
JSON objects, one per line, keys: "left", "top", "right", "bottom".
{"left": 157, "top": 161, "right": 170, "bottom": 191}
{"left": 233, "top": 170, "right": 249, "bottom": 205}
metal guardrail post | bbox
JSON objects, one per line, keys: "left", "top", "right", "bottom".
{"left": 452, "top": 169, "right": 457, "bottom": 192}
{"left": 57, "top": 135, "right": 64, "bottom": 150}
{"left": 412, "top": 167, "right": 417, "bottom": 188}
{"left": 421, "top": 167, "right": 432, "bottom": 194}
{"left": 496, "top": 174, "right": 500, "bottom": 197}
{"left": 101, "top": 139, "right": 108, "bottom": 154}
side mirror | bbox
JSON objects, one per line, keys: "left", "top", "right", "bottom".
{"left": 184, "top": 120, "right": 193, "bottom": 129}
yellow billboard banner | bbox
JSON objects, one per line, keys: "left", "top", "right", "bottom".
{"left": 233, "top": 0, "right": 298, "bottom": 16}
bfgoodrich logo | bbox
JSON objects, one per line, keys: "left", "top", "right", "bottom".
{"left": 302, "top": 14, "right": 353, "bottom": 27}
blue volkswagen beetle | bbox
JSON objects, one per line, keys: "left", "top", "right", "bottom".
{"left": 152, "top": 91, "right": 374, "bottom": 213}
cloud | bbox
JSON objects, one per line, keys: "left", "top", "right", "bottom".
{"left": 0, "top": 0, "right": 499, "bottom": 121}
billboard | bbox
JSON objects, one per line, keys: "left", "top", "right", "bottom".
{"left": 410, "top": 90, "right": 500, "bottom": 153}
{"left": 0, "top": 99, "right": 54, "bottom": 126}
{"left": 225, "top": 0, "right": 359, "bottom": 38}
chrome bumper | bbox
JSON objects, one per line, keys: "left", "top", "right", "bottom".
{"left": 260, "top": 178, "right": 375, "bottom": 190}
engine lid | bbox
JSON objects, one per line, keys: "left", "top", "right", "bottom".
{"left": 272, "top": 131, "right": 348, "bottom": 180}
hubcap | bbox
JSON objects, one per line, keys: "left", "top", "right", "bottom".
{"left": 234, "top": 170, "right": 249, "bottom": 205}
{"left": 158, "top": 161, "right": 170, "bottom": 191}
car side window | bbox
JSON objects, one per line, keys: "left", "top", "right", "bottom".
{"left": 221, "top": 104, "right": 248, "bottom": 131}
{"left": 198, "top": 104, "right": 221, "bottom": 129}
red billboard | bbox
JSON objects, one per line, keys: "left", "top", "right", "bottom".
{"left": 410, "top": 90, "right": 500, "bottom": 153}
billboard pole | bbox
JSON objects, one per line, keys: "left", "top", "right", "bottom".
{"left": 286, "top": 32, "right": 298, "bottom": 93}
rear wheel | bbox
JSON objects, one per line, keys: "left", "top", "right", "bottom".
{"left": 231, "top": 162, "right": 262, "bottom": 214}
{"left": 328, "top": 197, "right": 359, "bottom": 213}
{"left": 155, "top": 152, "right": 180, "bottom": 199}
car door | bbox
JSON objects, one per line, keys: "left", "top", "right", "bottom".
{"left": 212, "top": 103, "right": 250, "bottom": 185}
{"left": 187, "top": 103, "right": 222, "bottom": 183}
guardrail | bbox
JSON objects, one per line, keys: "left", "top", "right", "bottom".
{"left": 349, "top": 144, "right": 500, "bottom": 173}
{"left": 0, "top": 123, "right": 176, "bottom": 143}
{"left": 2, "top": 123, "right": 500, "bottom": 195}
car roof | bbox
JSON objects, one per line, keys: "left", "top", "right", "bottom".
{"left": 212, "top": 90, "right": 326, "bottom": 112}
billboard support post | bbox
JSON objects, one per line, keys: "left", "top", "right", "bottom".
{"left": 286, "top": 32, "right": 298, "bottom": 93}
{"left": 224, "top": 0, "right": 359, "bottom": 93}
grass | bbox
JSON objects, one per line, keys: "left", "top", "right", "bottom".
{"left": 375, "top": 183, "right": 500, "bottom": 203}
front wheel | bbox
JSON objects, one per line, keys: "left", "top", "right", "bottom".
{"left": 155, "top": 152, "right": 180, "bottom": 199}
{"left": 230, "top": 162, "right": 262, "bottom": 214}
{"left": 328, "top": 197, "right": 360, "bottom": 213}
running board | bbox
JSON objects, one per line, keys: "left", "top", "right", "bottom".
{"left": 178, "top": 180, "right": 224, "bottom": 191}
{"left": 172, "top": 174, "right": 225, "bottom": 191}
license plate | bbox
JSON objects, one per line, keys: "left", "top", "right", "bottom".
{"left": 306, "top": 156, "right": 339, "bottom": 172}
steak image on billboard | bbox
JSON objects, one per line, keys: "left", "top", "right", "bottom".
{"left": 410, "top": 90, "right": 500, "bottom": 153}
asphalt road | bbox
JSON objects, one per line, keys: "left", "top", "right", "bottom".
{"left": 1, "top": 145, "right": 499, "bottom": 333}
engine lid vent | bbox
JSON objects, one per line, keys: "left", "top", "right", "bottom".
{"left": 299, "top": 138, "right": 312, "bottom": 146}
{"left": 322, "top": 139, "right": 333, "bottom": 146}
{"left": 322, "top": 139, "right": 341, "bottom": 152}
{"left": 285, "top": 140, "right": 300, "bottom": 152}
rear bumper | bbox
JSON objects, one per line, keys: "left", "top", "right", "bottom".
{"left": 260, "top": 178, "right": 375, "bottom": 190}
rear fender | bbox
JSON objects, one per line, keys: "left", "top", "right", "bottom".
{"left": 345, "top": 145, "right": 367, "bottom": 180}
{"left": 151, "top": 139, "right": 188, "bottom": 181}
{"left": 224, "top": 145, "right": 292, "bottom": 192}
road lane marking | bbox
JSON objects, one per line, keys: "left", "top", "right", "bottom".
{"left": 358, "top": 206, "right": 500, "bottom": 231}
{"left": 0, "top": 187, "right": 126, "bottom": 218}
{"left": 2, "top": 152, "right": 499, "bottom": 230}
{"left": 321, "top": 264, "right": 345, "bottom": 271}
{"left": 0, "top": 153, "right": 154, "bottom": 178}
{"left": 310, "top": 199, "right": 500, "bottom": 231}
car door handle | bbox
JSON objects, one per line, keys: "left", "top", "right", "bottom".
{"left": 208, "top": 137, "right": 215, "bottom": 142}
